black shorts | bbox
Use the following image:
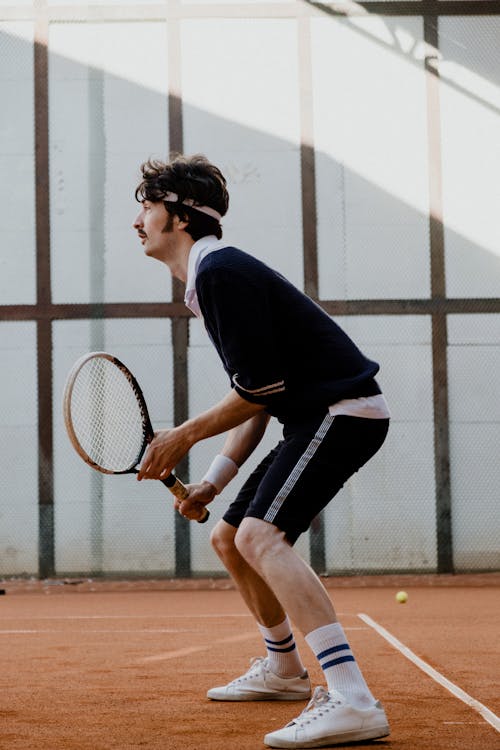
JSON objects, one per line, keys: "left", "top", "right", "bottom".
{"left": 222, "top": 413, "right": 389, "bottom": 545}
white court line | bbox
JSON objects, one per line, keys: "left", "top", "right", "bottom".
{"left": 0, "top": 612, "right": 351, "bottom": 622}
{"left": 343, "top": 627, "right": 369, "bottom": 631}
{"left": 139, "top": 631, "right": 258, "bottom": 663}
{"left": 0, "top": 629, "right": 195, "bottom": 635}
{"left": 0, "top": 614, "right": 253, "bottom": 621}
{"left": 359, "top": 613, "right": 500, "bottom": 733}
{"left": 0, "top": 626, "right": 367, "bottom": 636}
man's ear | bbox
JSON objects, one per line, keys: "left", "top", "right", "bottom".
{"left": 175, "top": 211, "right": 190, "bottom": 231}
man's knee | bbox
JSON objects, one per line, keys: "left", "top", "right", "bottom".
{"left": 210, "top": 519, "right": 238, "bottom": 561}
{"left": 234, "top": 517, "right": 285, "bottom": 568}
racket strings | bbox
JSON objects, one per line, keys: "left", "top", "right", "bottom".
{"left": 69, "top": 358, "right": 147, "bottom": 472}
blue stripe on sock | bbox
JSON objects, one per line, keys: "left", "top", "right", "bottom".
{"left": 317, "top": 643, "right": 350, "bottom": 661}
{"left": 267, "top": 643, "right": 297, "bottom": 654}
{"left": 264, "top": 634, "right": 294, "bottom": 647}
{"left": 322, "top": 655, "right": 355, "bottom": 670}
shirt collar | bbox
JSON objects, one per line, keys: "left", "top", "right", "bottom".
{"left": 184, "top": 235, "right": 227, "bottom": 318}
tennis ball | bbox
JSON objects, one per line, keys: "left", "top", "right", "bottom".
{"left": 396, "top": 591, "right": 408, "bottom": 604}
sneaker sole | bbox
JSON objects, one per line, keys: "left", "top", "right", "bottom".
{"left": 264, "top": 723, "right": 390, "bottom": 748}
{"left": 207, "top": 690, "right": 311, "bottom": 702}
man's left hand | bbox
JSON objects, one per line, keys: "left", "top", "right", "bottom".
{"left": 137, "top": 427, "right": 192, "bottom": 481}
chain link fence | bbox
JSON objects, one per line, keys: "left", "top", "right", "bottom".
{"left": 0, "top": 2, "right": 499, "bottom": 578}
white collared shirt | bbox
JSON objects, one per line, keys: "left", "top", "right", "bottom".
{"left": 329, "top": 394, "right": 390, "bottom": 419}
{"left": 184, "top": 235, "right": 228, "bottom": 319}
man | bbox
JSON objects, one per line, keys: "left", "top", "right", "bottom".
{"left": 133, "top": 153, "right": 391, "bottom": 748}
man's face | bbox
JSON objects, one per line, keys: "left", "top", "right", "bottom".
{"left": 133, "top": 200, "right": 174, "bottom": 260}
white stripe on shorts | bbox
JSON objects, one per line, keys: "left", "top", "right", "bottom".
{"left": 263, "top": 414, "right": 335, "bottom": 524}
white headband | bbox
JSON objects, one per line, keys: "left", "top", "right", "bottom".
{"left": 163, "top": 191, "right": 222, "bottom": 221}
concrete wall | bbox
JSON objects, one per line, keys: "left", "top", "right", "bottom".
{"left": 0, "top": 3, "right": 498, "bottom": 576}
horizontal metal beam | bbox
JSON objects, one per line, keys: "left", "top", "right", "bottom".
{"left": 1, "top": 298, "right": 498, "bottom": 323}
{"left": 311, "top": 0, "right": 500, "bottom": 16}
{"left": 0, "top": 302, "right": 191, "bottom": 322}
{"left": 320, "top": 298, "right": 500, "bottom": 316}
{"left": 2, "top": 1, "right": 500, "bottom": 22}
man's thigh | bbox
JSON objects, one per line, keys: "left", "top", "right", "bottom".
{"left": 224, "top": 414, "right": 389, "bottom": 544}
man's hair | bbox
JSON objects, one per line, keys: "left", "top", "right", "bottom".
{"left": 135, "top": 154, "right": 229, "bottom": 240}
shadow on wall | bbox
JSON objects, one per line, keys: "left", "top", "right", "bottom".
{"left": 0, "top": 9, "right": 499, "bottom": 575}
{"left": 0, "top": 12, "right": 499, "bottom": 306}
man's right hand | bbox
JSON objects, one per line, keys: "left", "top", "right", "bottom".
{"left": 173, "top": 481, "right": 217, "bottom": 521}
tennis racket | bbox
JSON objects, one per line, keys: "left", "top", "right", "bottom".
{"left": 62, "top": 351, "right": 209, "bottom": 523}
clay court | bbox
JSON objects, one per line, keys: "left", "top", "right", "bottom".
{"left": 1, "top": 3, "right": 499, "bottom": 749}
{"left": 1, "top": 574, "right": 498, "bottom": 750}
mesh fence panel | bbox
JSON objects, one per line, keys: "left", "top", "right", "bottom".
{"left": 65, "top": 355, "right": 147, "bottom": 473}
{"left": 0, "top": 3, "right": 498, "bottom": 578}
{"left": 0, "top": 323, "right": 39, "bottom": 576}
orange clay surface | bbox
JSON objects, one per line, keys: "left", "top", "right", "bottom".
{"left": 0, "top": 574, "right": 499, "bottom": 750}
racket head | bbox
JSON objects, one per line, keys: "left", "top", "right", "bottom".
{"left": 63, "top": 352, "right": 152, "bottom": 475}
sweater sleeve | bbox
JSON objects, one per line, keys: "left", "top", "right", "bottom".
{"left": 196, "top": 266, "right": 287, "bottom": 406}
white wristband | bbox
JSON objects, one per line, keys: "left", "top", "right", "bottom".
{"left": 202, "top": 454, "right": 239, "bottom": 494}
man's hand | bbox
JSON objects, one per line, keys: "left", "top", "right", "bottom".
{"left": 137, "top": 389, "right": 266, "bottom": 482}
{"left": 137, "top": 427, "right": 192, "bottom": 481}
{"left": 173, "top": 481, "right": 217, "bottom": 521}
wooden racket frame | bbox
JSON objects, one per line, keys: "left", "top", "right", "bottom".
{"left": 63, "top": 351, "right": 209, "bottom": 523}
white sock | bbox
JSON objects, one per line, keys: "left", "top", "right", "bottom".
{"left": 257, "top": 616, "right": 305, "bottom": 678}
{"left": 305, "top": 622, "right": 376, "bottom": 708}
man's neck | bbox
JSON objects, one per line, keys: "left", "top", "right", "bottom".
{"left": 164, "top": 235, "right": 194, "bottom": 283}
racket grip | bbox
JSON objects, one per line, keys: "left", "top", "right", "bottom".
{"left": 161, "top": 474, "right": 210, "bottom": 524}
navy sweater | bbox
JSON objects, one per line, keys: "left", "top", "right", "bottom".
{"left": 196, "top": 247, "right": 380, "bottom": 422}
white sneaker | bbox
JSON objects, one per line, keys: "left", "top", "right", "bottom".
{"left": 264, "top": 686, "right": 390, "bottom": 748}
{"left": 207, "top": 657, "right": 311, "bottom": 701}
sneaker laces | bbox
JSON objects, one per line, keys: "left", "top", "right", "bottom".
{"left": 233, "top": 656, "right": 269, "bottom": 684}
{"left": 286, "top": 686, "right": 342, "bottom": 727}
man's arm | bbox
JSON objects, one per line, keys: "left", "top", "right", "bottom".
{"left": 220, "top": 410, "right": 271, "bottom": 468}
{"left": 137, "top": 388, "right": 267, "bottom": 481}
{"left": 171, "top": 410, "right": 270, "bottom": 520}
